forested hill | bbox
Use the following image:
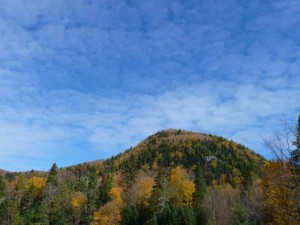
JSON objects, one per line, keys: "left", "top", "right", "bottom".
{"left": 104, "top": 129, "right": 266, "bottom": 187}
{"left": 0, "top": 129, "right": 275, "bottom": 225}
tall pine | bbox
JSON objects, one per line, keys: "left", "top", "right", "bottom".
{"left": 148, "top": 168, "right": 169, "bottom": 217}
{"left": 192, "top": 164, "right": 207, "bottom": 225}
{"left": 291, "top": 115, "right": 300, "bottom": 165}
{"left": 229, "top": 202, "right": 252, "bottom": 225}
{"left": 47, "top": 163, "right": 59, "bottom": 186}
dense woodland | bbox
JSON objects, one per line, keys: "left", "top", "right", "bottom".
{"left": 0, "top": 118, "right": 300, "bottom": 225}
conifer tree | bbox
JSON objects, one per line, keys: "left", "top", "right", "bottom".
{"left": 151, "top": 215, "right": 159, "bottom": 225}
{"left": 47, "top": 163, "right": 59, "bottom": 186}
{"left": 148, "top": 169, "right": 169, "bottom": 216}
{"left": 0, "top": 175, "right": 5, "bottom": 197}
{"left": 84, "top": 167, "right": 98, "bottom": 224}
{"left": 192, "top": 164, "right": 207, "bottom": 225}
{"left": 291, "top": 115, "right": 300, "bottom": 165}
{"left": 96, "top": 174, "right": 113, "bottom": 207}
{"left": 229, "top": 202, "right": 252, "bottom": 225}
{"left": 122, "top": 204, "right": 139, "bottom": 225}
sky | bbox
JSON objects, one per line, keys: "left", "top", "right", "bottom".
{"left": 0, "top": 0, "right": 300, "bottom": 171}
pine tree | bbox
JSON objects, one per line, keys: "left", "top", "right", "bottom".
{"left": 229, "top": 202, "right": 252, "bottom": 225}
{"left": 35, "top": 201, "right": 50, "bottom": 225}
{"left": 291, "top": 115, "right": 300, "bottom": 165}
{"left": 148, "top": 169, "right": 169, "bottom": 216}
{"left": 47, "top": 163, "right": 59, "bottom": 186}
{"left": 84, "top": 167, "right": 98, "bottom": 224}
{"left": 192, "top": 164, "right": 207, "bottom": 225}
{"left": 96, "top": 174, "right": 113, "bottom": 207}
{"left": 151, "top": 215, "right": 159, "bottom": 225}
{"left": 0, "top": 197, "right": 10, "bottom": 224}
{"left": 175, "top": 206, "right": 196, "bottom": 225}
{"left": 122, "top": 204, "right": 139, "bottom": 225}
{"left": 157, "top": 203, "right": 174, "bottom": 225}
{"left": 0, "top": 175, "right": 5, "bottom": 197}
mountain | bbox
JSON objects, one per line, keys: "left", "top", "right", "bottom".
{"left": 103, "top": 129, "right": 266, "bottom": 187}
{"left": 0, "top": 129, "right": 269, "bottom": 225}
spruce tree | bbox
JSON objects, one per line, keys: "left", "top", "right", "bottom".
{"left": 192, "top": 164, "right": 207, "bottom": 225}
{"left": 122, "top": 204, "right": 139, "bottom": 225}
{"left": 0, "top": 175, "right": 5, "bottom": 197}
{"left": 229, "top": 202, "right": 252, "bottom": 225}
{"left": 96, "top": 174, "right": 113, "bottom": 207}
{"left": 148, "top": 168, "right": 169, "bottom": 216}
{"left": 291, "top": 115, "right": 300, "bottom": 165}
{"left": 47, "top": 163, "right": 59, "bottom": 186}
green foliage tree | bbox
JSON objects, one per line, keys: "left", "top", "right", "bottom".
{"left": 122, "top": 204, "right": 139, "bottom": 225}
{"left": 192, "top": 164, "right": 207, "bottom": 225}
{"left": 157, "top": 204, "right": 174, "bottom": 225}
{"left": 96, "top": 174, "right": 113, "bottom": 208}
{"left": 151, "top": 215, "right": 159, "bottom": 225}
{"left": 291, "top": 115, "right": 300, "bottom": 165}
{"left": 229, "top": 202, "right": 252, "bottom": 225}
{"left": 0, "top": 175, "right": 5, "bottom": 198}
{"left": 47, "top": 163, "right": 59, "bottom": 186}
{"left": 0, "top": 197, "right": 10, "bottom": 223}
{"left": 148, "top": 169, "right": 169, "bottom": 216}
{"left": 84, "top": 167, "right": 98, "bottom": 224}
{"left": 175, "top": 206, "right": 196, "bottom": 225}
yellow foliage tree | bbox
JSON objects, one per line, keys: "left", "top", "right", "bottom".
{"left": 128, "top": 173, "right": 154, "bottom": 206}
{"left": 26, "top": 177, "right": 47, "bottom": 196}
{"left": 27, "top": 177, "right": 47, "bottom": 190}
{"left": 91, "top": 186, "right": 123, "bottom": 225}
{"left": 263, "top": 161, "right": 298, "bottom": 225}
{"left": 169, "top": 166, "right": 195, "bottom": 206}
{"left": 70, "top": 191, "right": 88, "bottom": 209}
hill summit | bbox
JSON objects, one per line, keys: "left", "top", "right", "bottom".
{"left": 103, "top": 129, "right": 265, "bottom": 187}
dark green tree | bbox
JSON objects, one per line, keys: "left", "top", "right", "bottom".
{"left": 229, "top": 202, "right": 252, "bottom": 225}
{"left": 84, "top": 167, "right": 98, "bottom": 224}
{"left": 96, "top": 174, "right": 113, "bottom": 207}
{"left": 35, "top": 201, "right": 50, "bottom": 225}
{"left": 157, "top": 204, "right": 174, "bottom": 225}
{"left": 192, "top": 164, "right": 207, "bottom": 225}
{"left": 175, "top": 206, "right": 196, "bottom": 225}
{"left": 148, "top": 169, "right": 169, "bottom": 216}
{"left": 0, "top": 175, "right": 5, "bottom": 197}
{"left": 150, "top": 215, "right": 159, "bottom": 225}
{"left": 291, "top": 115, "right": 300, "bottom": 165}
{"left": 122, "top": 204, "right": 139, "bottom": 225}
{"left": 0, "top": 197, "right": 10, "bottom": 224}
{"left": 47, "top": 163, "right": 59, "bottom": 186}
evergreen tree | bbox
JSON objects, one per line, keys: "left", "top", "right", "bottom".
{"left": 192, "top": 164, "right": 207, "bottom": 225}
{"left": 122, "top": 204, "right": 139, "bottom": 225}
{"left": 291, "top": 115, "right": 300, "bottom": 165}
{"left": 157, "top": 204, "right": 174, "bottom": 225}
{"left": 47, "top": 163, "right": 59, "bottom": 186}
{"left": 84, "top": 167, "right": 98, "bottom": 224}
{"left": 0, "top": 175, "right": 5, "bottom": 197}
{"left": 96, "top": 174, "right": 113, "bottom": 207}
{"left": 175, "top": 206, "right": 196, "bottom": 225}
{"left": 0, "top": 197, "right": 10, "bottom": 223}
{"left": 35, "top": 201, "right": 50, "bottom": 225}
{"left": 229, "top": 202, "right": 252, "bottom": 225}
{"left": 148, "top": 169, "right": 169, "bottom": 216}
{"left": 151, "top": 215, "right": 159, "bottom": 225}
{"left": 240, "top": 164, "right": 252, "bottom": 203}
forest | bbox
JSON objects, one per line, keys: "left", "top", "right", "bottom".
{"left": 0, "top": 117, "right": 299, "bottom": 225}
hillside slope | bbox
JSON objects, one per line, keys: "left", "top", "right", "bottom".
{"left": 104, "top": 129, "right": 266, "bottom": 187}
{"left": 0, "top": 129, "right": 269, "bottom": 225}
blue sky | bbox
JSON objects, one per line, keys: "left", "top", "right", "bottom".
{"left": 0, "top": 0, "right": 300, "bottom": 171}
